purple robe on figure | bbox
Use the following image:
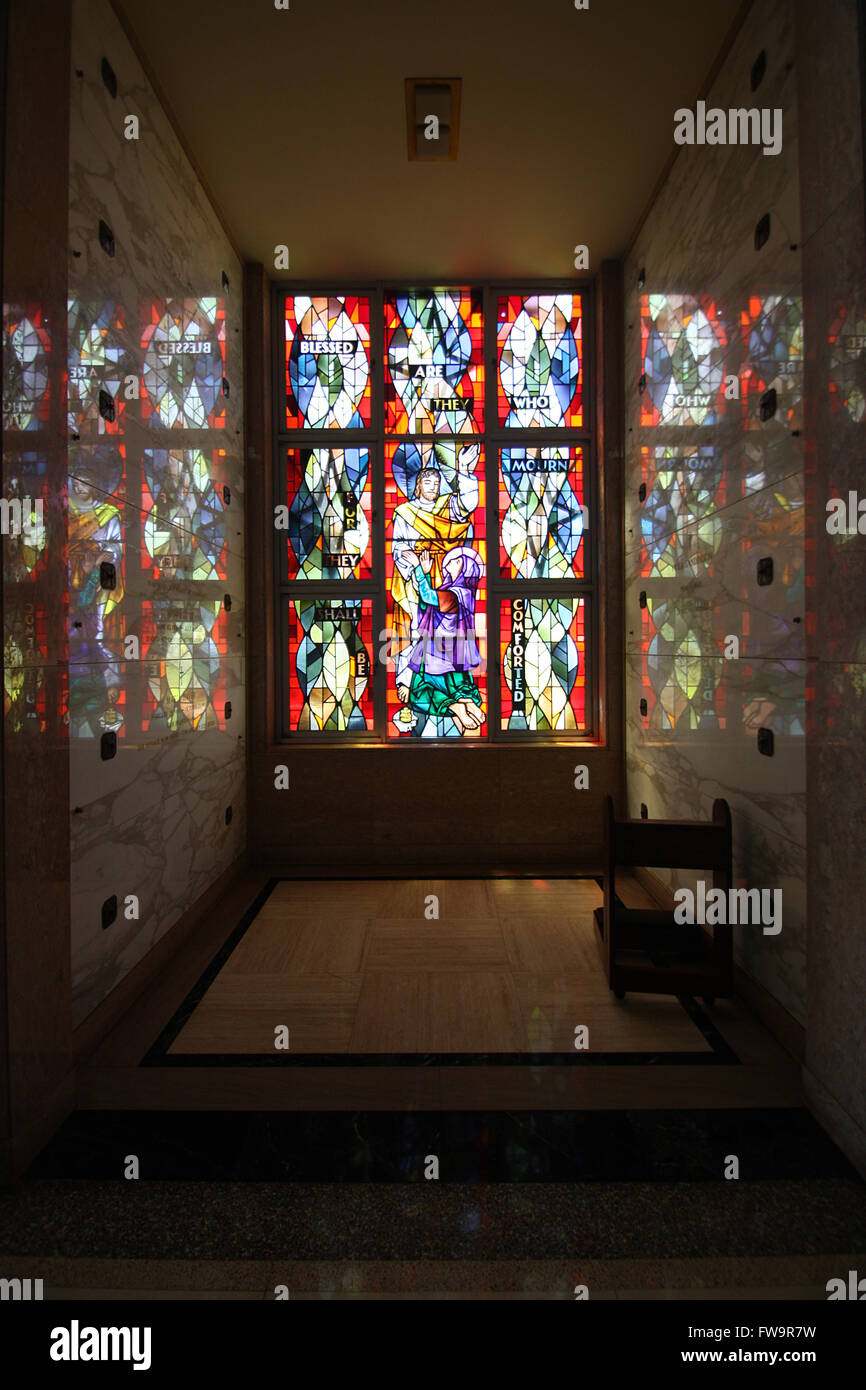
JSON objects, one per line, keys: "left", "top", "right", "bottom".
{"left": 408, "top": 546, "right": 483, "bottom": 675}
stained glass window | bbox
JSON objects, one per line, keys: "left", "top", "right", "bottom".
{"left": 277, "top": 285, "right": 594, "bottom": 740}
{"left": 285, "top": 446, "right": 372, "bottom": 580}
{"left": 284, "top": 295, "right": 371, "bottom": 430}
{"left": 385, "top": 440, "right": 487, "bottom": 738}
{"left": 3, "top": 452, "right": 49, "bottom": 582}
{"left": 384, "top": 290, "right": 483, "bottom": 434}
{"left": 640, "top": 294, "right": 727, "bottom": 427}
{"left": 288, "top": 598, "right": 374, "bottom": 732}
{"left": 497, "top": 293, "right": 582, "bottom": 428}
{"left": 142, "top": 298, "right": 226, "bottom": 430}
{"left": 500, "top": 597, "right": 586, "bottom": 731}
{"left": 499, "top": 446, "right": 586, "bottom": 579}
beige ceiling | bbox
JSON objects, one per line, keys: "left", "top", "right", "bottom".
{"left": 113, "top": 0, "right": 745, "bottom": 278}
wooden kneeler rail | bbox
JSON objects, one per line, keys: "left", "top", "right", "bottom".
{"left": 594, "top": 796, "right": 733, "bottom": 1005}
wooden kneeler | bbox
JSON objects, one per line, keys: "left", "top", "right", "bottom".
{"left": 594, "top": 796, "right": 733, "bottom": 1005}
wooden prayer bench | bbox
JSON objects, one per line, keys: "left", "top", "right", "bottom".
{"left": 594, "top": 795, "right": 733, "bottom": 1006}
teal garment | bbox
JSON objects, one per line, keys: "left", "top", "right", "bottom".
{"left": 414, "top": 563, "right": 439, "bottom": 607}
{"left": 408, "top": 666, "right": 482, "bottom": 720}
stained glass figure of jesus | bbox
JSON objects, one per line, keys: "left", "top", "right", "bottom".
{"left": 389, "top": 441, "right": 484, "bottom": 736}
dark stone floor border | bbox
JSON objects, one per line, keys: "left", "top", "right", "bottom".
{"left": 22, "top": 1108, "right": 857, "bottom": 1183}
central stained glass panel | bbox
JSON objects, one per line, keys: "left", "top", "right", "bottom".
{"left": 385, "top": 440, "right": 487, "bottom": 739}
{"left": 384, "top": 290, "right": 483, "bottom": 434}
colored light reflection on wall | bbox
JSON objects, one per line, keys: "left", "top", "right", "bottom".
{"left": 288, "top": 597, "right": 374, "bottom": 732}
{"left": 68, "top": 299, "right": 133, "bottom": 436}
{"left": 3, "top": 306, "right": 51, "bottom": 431}
{"left": 3, "top": 460, "right": 50, "bottom": 732}
{"left": 640, "top": 446, "right": 726, "bottom": 579}
{"left": 500, "top": 596, "right": 586, "bottom": 732}
{"left": 68, "top": 444, "right": 127, "bottom": 739}
{"left": 641, "top": 596, "right": 725, "bottom": 732}
{"left": 142, "top": 298, "right": 226, "bottom": 429}
{"left": 385, "top": 440, "right": 487, "bottom": 739}
{"left": 828, "top": 303, "right": 866, "bottom": 422}
{"left": 384, "top": 290, "right": 483, "bottom": 434}
{"left": 63, "top": 298, "right": 234, "bottom": 739}
{"left": 636, "top": 290, "right": 805, "bottom": 741}
{"left": 284, "top": 294, "right": 371, "bottom": 430}
{"left": 740, "top": 294, "right": 803, "bottom": 430}
{"left": 141, "top": 598, "right": 228, "bottom": 732}
{"left": 142, "top": 448, "right": 228, "bottom": 582}
{"left": 640, "top": 294, "right": 727, "bottom": 427}
{"left": 497, "top": 293, "right": 582, "bottom": 428}
{"left": 3, "top": 302, "right": 54, "bottom": 736}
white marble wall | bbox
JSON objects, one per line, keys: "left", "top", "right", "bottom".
{"left": 68, "top": 0, "right": 245, "bottom": 1025}
{"left": 624, "top": 0, "right": 806, "bottom": 1022}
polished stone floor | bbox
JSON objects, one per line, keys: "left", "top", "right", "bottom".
{"left": 1, "top": 873, "right": 861, "bottom": 1300}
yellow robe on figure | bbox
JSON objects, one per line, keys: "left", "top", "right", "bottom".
{"left": 390, "top": 496, "right": 472, "bottom": 668}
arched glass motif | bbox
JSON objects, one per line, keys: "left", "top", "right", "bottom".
{"left": 500, "top": 597, "right": 586, "bottom": 732}
{"left": 384, "top": 290, "right": 483, "bottom": 434}
{"left": 284, "top": 295, "right": 371, "bottom": 430}
{"left": 497, "top": 293, "right": 582, "bottom": 427}
{"left": 285, "top": 446, "right": 372, "bottom": 580}
{"left": 288, "top": 598, "right": 374, "bottom": 732}
{"left": 499, "top": 446, "right": 585, "bottom": 579}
